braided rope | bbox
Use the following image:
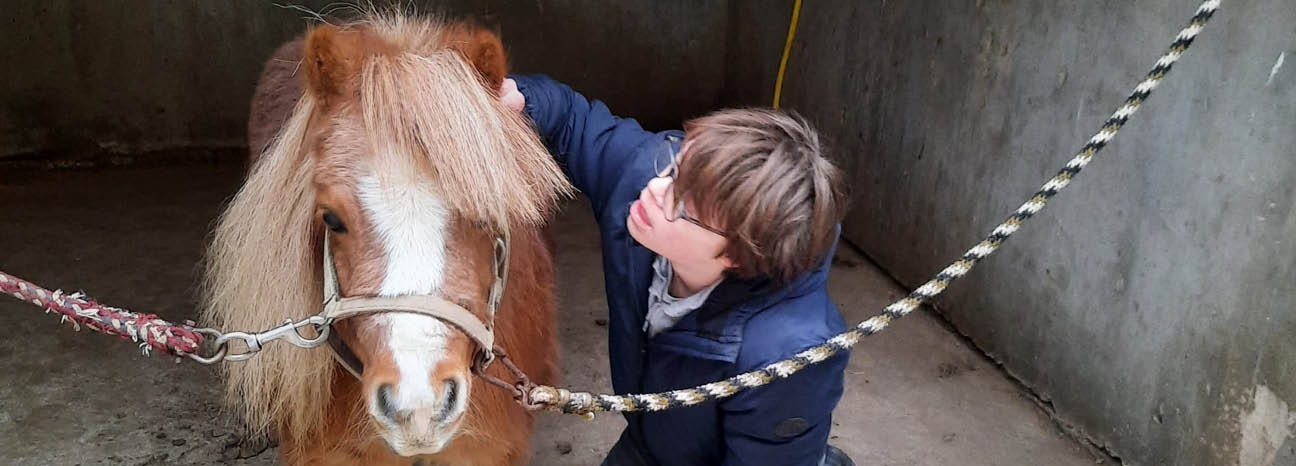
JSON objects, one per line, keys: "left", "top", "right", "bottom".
{"left": 528, "top": 0, "right": 1221, "bottom": 416}
{"left": 0, "top": 270, "right": 204, "bottom": 356}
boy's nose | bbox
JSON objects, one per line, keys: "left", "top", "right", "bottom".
{"left": 645, "top": 177, "right": 672, "bottom": 205}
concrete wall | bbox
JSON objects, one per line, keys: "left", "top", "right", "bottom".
{"left": 0, "top": 0, "right": 729, "bottom": 160}
{"left": 732, "top": 1, "right": 1296, "bottom": 465}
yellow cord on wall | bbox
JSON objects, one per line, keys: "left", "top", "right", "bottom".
{"left": 772, "top": 0, "right": 803, "bottom": 109}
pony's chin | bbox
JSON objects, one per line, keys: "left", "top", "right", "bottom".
{"left": 381, "top": 440, "right": 448, "bottom": 458}
{"left": 382, "top": 436, "right": 453, "bottom": 457}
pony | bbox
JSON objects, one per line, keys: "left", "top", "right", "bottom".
{"left": 201, "top": 12, "right": 571, "bottom": 466}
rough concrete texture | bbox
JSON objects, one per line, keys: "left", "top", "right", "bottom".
{"left": 731, "top": 1, "right": 1296, "bottom": 465}
{"left": 0, "top": 164, "right": 1103, "bottom": 464}
{"left": 0, "top": 1, "right": 726, "bottom": 160}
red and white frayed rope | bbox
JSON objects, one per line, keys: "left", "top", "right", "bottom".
{"left": 0, "top": 270, "right": 204, "bottom": 356}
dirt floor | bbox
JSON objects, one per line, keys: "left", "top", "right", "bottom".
{"left": 0, "top": 164, "right": 1109, "bottom": 465}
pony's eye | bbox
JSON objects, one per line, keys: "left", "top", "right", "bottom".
{"left": 322, "top": 211, "right": 348, "bottom": 234}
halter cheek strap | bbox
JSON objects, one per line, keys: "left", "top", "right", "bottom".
{"left": 320, "top": 231, "right": 509, "bottom": 379}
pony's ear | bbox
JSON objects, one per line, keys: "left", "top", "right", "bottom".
{"left": 303, "top": 24, "right": 365, "bottom": 103}
{"left": 444, "top": 23, "right": 508, "bottom": 92}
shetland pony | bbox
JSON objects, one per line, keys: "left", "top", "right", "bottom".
{"left": 201, "top": 13, "right": 570, "bottom": 465}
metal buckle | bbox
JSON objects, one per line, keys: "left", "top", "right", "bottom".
{"left": 485, "top": 236, "right": 508, "bottom": 325}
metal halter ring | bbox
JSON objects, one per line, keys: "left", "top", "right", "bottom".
{"left": 187, "top": 328, "right": 228, "bottom": 364}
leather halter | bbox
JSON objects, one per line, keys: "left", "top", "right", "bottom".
{"left": 320, "top": 230, "right": 510, "bottom": 378}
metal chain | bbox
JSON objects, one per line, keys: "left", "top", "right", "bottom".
{"left": 473, "top": 347, "right": 540, "bottom": 409}
{"left": 523, "top": 0, "right": 1222, "bottom": 416}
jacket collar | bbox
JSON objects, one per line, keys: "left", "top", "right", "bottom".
{"left": 649, "top": 228, "right": 840, "bottom": 362}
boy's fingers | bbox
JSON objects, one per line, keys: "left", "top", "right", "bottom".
{"left": 500, "top": 78, "right": 524, "bottom": 112}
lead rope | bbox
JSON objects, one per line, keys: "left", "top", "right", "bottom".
{"left": 0, "top": 271, "right": 205, "bottom": 356}
{"left": 525, "top": 0, "right": 1221, "bottom": 416}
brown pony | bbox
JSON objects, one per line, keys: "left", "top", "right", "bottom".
{"left": 201, "top": 12, "right": 571, "bottom": 466}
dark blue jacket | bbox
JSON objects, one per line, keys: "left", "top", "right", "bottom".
{"left": 513, "top": 74, "right": 849, "bottom": 466}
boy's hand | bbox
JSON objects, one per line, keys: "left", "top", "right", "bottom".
{"left": 499, "top": 78, "right": 524, "bottom": 113}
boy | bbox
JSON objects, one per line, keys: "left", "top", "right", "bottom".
{"left": 503, "top": 75, "right": 855, "bottom": 466}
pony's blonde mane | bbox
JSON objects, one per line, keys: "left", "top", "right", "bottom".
{"left": 201, "top": 12, "right": 570, "bottom": 443}
{"left": 202, "top": 93, "right": 327, "bottom": 440}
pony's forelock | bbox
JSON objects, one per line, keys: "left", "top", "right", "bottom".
{"left": 359, "top": 46, "right": 571, "bottom": 230}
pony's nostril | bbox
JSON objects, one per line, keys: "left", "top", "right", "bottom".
{"left": 438, "top": 378, "right": 460, "bottom": 423}
{"left": 376, "top": 383, "right": 399, "bottom": 421}
{"left": 444, "top": 378, "right": 459, "bottom": 408}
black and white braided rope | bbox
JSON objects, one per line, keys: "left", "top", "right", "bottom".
{"left": 528, "top": 0, "right": 1221, "bottom": 416}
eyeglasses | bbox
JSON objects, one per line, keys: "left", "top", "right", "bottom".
{"left": 653, "top": 138, "right": 727, "bottom": 237}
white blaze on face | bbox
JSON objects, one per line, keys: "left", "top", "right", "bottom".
{"left": 356, "top": 170, "right": 459, "bottom": 450}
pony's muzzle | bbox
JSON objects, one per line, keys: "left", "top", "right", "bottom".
{"left": 373, "top": 378, "right": 462, "bottom": 424}
{"left": 367, "top": 372, "right": 470, "bottom": 456}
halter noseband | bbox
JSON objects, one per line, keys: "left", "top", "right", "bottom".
{"left": 320, "top": 230, "right": 510, "bottom": 379}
